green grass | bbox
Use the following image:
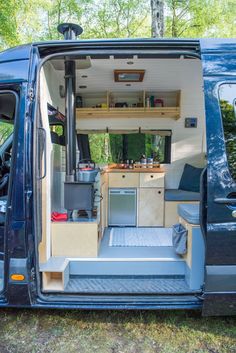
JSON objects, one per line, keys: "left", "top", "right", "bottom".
{"left": 0, "top": 309, "right": 236, "bottom": 353}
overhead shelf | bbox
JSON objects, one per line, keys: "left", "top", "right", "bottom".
{"left": 76, "top": 90, "right": 181, "bottom": 120}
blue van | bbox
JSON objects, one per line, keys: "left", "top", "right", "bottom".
{"left": 0, "top": 24, "right": 235, "bottom": 316}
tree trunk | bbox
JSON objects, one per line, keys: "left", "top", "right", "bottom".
{"left": 151, "top": 0, "right": 164, "bottom": 37}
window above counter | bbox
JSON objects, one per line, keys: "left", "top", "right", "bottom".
{"left": 77, "top": 131, "right": 172, "bottom": 165}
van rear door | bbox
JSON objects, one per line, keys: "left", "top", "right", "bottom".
{"left": 200, "top": 39, "right": 236, "bottom": 316}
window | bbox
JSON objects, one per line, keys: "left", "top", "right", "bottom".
{"left": 219, "top": 83, "right": 236, "bottom": 180}
{"left": 0, "top": 122, "right": 14, "bottom": 146}
{"left": 48, "top": 104, "right": 65, "bottom": 145}
{"left": 88, "top": 132, "right": 171, "bottom": 164}
{"left": 0, "top": 92, "right": 16, "bottom": 146}
{"left": 50, "top": 124, "right": 64, "bottom": 137}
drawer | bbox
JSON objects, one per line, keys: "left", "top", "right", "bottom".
{"left": 108, "top": 172, "right": 139, "bottom": 188}
{"left": 139, "top": 172, "right": 164, "bottom": 188}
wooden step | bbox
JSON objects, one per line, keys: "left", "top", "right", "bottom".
{"left": 40, "top": 257, "right": 69, "bottom": 291}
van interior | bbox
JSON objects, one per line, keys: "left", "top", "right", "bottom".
{"left": 37, "top": 53, "right": 206, "bottom": 295}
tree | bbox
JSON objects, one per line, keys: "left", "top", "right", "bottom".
{"left": 164, "top": 0, "right": 236, "bottom": 38}
{"left": 0, "top": 0, "right": 235, "bottom": 51}
{"left": 150, "top": 0, "right": 164, "bottom": 37}
{"left": 0, "top": 0, "right": 21, "bottom": 48}
{"left": 83, "top": 0, "right": 150, "bottom": 39}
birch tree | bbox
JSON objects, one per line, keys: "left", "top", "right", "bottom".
{"left": 150, "top": 0, "right": 164, "bottom": 37}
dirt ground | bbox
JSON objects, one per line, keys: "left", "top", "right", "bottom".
{"left": 0, "top": 309, "right": 236, "bottom": 353}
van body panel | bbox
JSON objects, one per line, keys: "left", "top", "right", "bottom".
{"left": 200, "top": 38, "right": 236, "bottom": 53}
{"left": 205, "top": 265, "right": 236, "bottom": 291}
{"left": 200, "top": 39, "right": 236, "bottom": 315}
{"left": 0, "top": 44, "right": 31, "bottom": 63}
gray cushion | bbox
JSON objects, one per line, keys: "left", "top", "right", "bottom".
{"left": 165, "top": 189, "right": 200, "bottom": 202}
{"left": 178, "top": 204, "right": 200, "bottom": 225}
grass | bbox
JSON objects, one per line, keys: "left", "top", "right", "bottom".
{"left": 0, "top": 309, "right": 236, "bottom": 353}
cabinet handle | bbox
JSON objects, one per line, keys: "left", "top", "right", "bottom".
{"left": 150, "top": 175, "right": 154, "bottom": 178}
{"left": 122, "top": 175, "right": 125, "bottom": 178}
{"left": 158, "top": 190, "right": 162, "bottom": 194}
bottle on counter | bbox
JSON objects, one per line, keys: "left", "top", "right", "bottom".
{"left": 125, "top": 159, "right": 130, "bottom": 169}
{"left": 147, "top": 157, "right": 153, "bottom": 168}
{"left": 129, "top": 159, "right": 134, "bottom": 169}
{"left": 140, "top": 154, "right": 147, "bottom": 168}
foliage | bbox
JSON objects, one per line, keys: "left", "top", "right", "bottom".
{"left": 164, "top": 0, "right": 236, "bottom": 38}
{"left": 89, "top": 133, "right": 166, "bottom": 164}
{"left": 0, "top": 0, "right": 20, "bottom": 48}
{"left": 82, "top": 0, "right": 151, "bottom": 39}
{"left": 0, "top": 122, "right": 14, "bottom": 145}
{"left": 220, "top": 99, "right": 236, "bottom": 180}
{"left": 0, "top": 0, "right": 235, "bottom": 50}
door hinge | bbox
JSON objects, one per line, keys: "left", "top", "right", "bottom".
{"left": 28, "top": 87, "right": 35, "bottom": 101}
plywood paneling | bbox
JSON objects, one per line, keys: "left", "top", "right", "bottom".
{"left": 164, "top": 201, "right": 199, "bottom": 228}
{"left": 51, "top": 222, "right": 99, "bottom": 258}
{"left": 138, "top": 188, "right": 164, "bottom": 226}
{"left": 140, "top": 172, "right": 165, "bottom": 188}
{"left": 108, "top": 172, "right": 139, "bottom": 188}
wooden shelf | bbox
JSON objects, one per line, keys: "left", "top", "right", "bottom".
{"left": 76, "top": 90, "right": 181, "bottom": 120}
{"left": 76, "top": 106, "right": 180, "bottom": 119}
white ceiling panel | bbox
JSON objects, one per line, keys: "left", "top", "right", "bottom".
{"left": 55, "top": 57, "right": 202, "bottom": 94}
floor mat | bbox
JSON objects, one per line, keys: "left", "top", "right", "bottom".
{"left": 109, "top": 227, "right": 173, "bottom": 247}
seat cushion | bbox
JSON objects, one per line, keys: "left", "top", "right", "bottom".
{"left": 179, "top": 164, "right": 203, "bottom": 193}
{"left": 165, "top": 189, "right": 200, "bottom": 201}
{"left": 177, "top": 204, "right": 200, "bottom": 225}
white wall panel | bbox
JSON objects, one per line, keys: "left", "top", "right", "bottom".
{"left": 75, "top": 58, "right": 206, "bottom": 188}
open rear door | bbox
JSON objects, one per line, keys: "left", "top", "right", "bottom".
{"left": 200, "top": 39, "right": 236, "bottom": 316}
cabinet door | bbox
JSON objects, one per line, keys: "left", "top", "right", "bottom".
{"left": 108, "top": 172, "right": 139, "bottom": 187}
{"left": 138, "top": 188, "right": 164, "bottom": 226}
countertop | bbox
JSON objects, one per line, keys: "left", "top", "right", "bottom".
{"left": 103, "top": 167, "right": 165, "bottom": 173}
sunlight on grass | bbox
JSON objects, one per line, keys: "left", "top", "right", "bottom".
{"left": 0, "top": 309, "right": 236, "bottom": 353}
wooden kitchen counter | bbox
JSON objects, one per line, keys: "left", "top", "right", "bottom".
{"left": 104, "top": 167, "right": 165, "bottom": 173}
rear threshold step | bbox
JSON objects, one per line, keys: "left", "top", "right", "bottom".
{"left": 69, "top": 258, "right": 185, "bottom": 276}
{"left": 60, "top": 275, "right": 196, "bottom": 294}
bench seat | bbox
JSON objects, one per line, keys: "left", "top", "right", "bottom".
{"left": 165, "top": 189, "right": 200, "bottom": 202}
{"left": 177, "top": 204, "right": 200, "bottom": 225}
